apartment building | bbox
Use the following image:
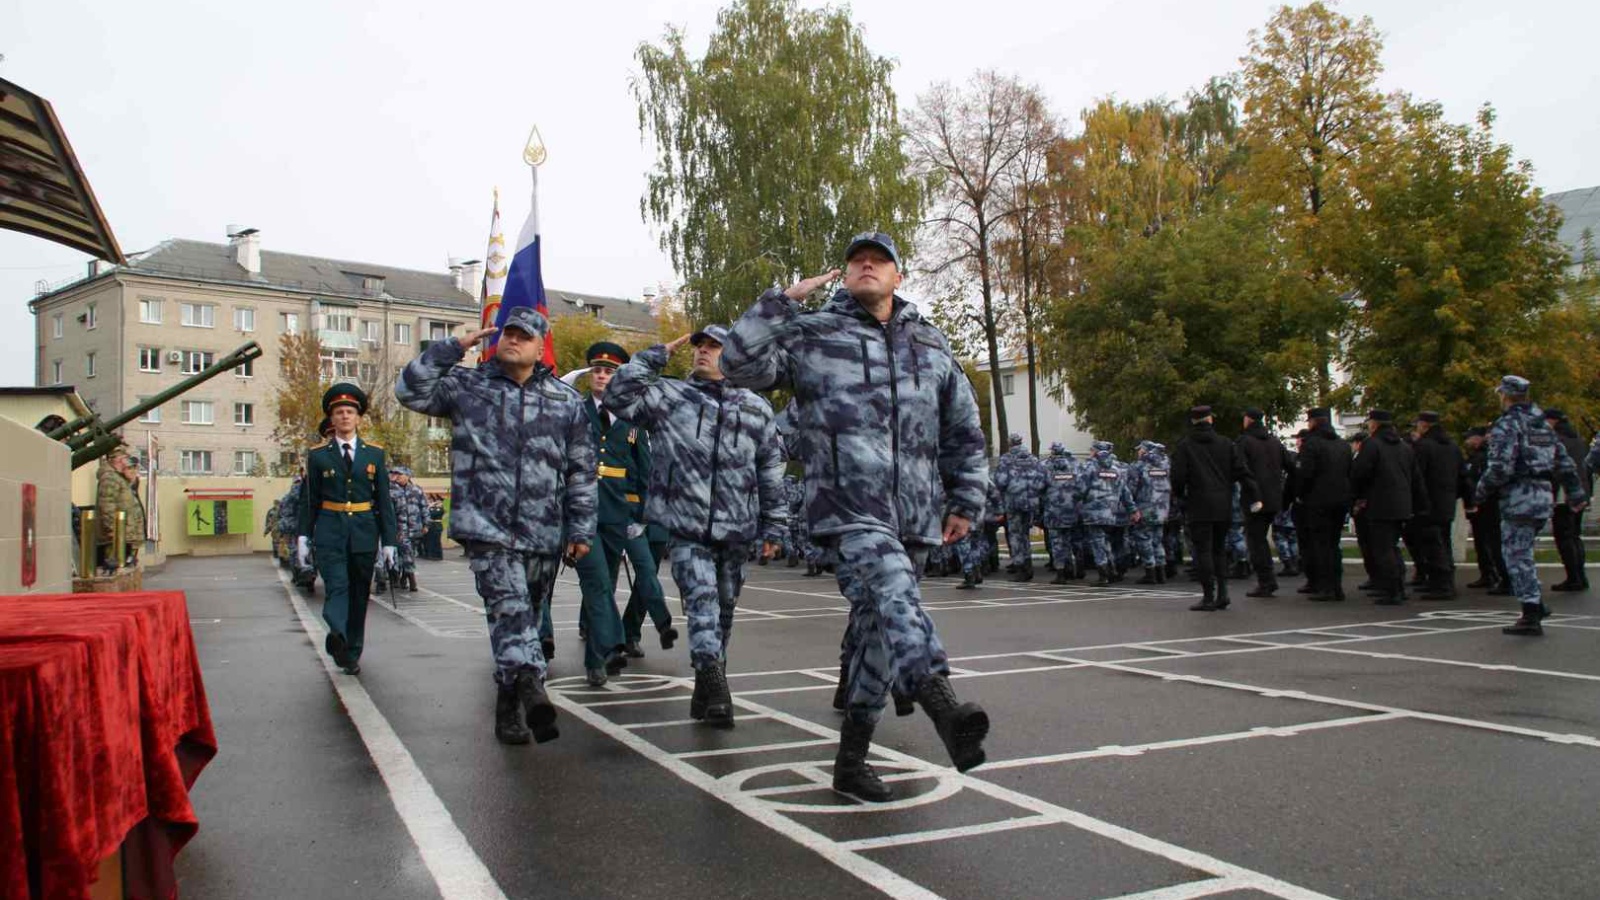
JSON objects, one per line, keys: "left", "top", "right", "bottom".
{"left": 29, "top": 227, "right": 655, "bottom": 476}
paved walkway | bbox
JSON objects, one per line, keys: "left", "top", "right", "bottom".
{"left": 167, "top": 553, "right": 1600, "bottom": 899}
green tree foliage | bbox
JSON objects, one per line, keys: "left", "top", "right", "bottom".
{"left": 1339, "top": 102, "right": 1571, "bottom": 427}
{"left": 633, "top": 0, "right": 924, "bottom": 326}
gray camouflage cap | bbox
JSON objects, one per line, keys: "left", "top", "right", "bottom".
{"left": 1496, "top": 374, "right": 1530, "bottom": 395}
{"left": 501, "top": 306, "right": 549, "bottom": 339}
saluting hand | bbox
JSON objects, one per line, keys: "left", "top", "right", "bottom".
{"left": 664, "top": 333, "right": 694, "bottom": 355}
{"left": 784, "top": 269, "right": 841, "bottom": 301}
{"left": 458, "top": 327, "right": 498, "bottom": 350}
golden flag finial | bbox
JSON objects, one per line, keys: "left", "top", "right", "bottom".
{"left": 523, "top": 126, "right": 547, "bottom": 167}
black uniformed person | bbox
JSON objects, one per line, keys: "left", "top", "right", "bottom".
{"left": 297, "top": 384, "right": 398, "bottom": 675}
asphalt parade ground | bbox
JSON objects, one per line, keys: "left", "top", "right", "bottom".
{"left": 165, "top": 552, "right": 1600, "bottom": 900}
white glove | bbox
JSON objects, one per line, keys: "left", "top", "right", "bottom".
{"left": 560, "top": 366, "right": 594, "bottom": 387}
{"left": 381, "top": 546, "right": 398, "bottom": 569}
{"left": 626, "top": 522, "right": 646, "bottom": 539}
{"left": 296, "top": 536, "right": 310, "bottom": 567}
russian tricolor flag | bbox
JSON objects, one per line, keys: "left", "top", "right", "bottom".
{"left": 482, "top": 168, "right": 557, "bottom": 370}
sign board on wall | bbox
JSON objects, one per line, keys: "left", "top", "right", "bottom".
{"left": 184, "top": 490, "right": 253, "bottom": 536}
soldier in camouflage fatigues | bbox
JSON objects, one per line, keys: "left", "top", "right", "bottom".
{"left": 1226, "top": 484, "right": 1249, "bottom": 577}
{"left": 722, "top": 232, "right": 992, "bottom": 802}
{"left": 378, "top": 466, "right": 427, "bottom": 592}
{"left": 604, "top": 325, "right": 787, "bottom": 727}
{"left": 1273, "top": 507, "right": 1300, "bottom": 576}
{"left": 1077, "top": 440, "right": 1139, "bottom": 585}
{"left": 994, "top": 433, "right": 1048, "bottom": 581}
{"left": 395, "top": 307, "right": 595, "bottom": 745}
{"left": 1042, "top": 443, "right": 1083, "bottom": 584}
{"left": 94, "top": 447, "right": 145, "bottom": 570}
{"left": 953, "top": 477, "right": 994, "bottom": 589}
{"left": 1473, "top": 375, "right": 1588, "bottom": 635}
{"left": 1128, "top": 441, "right": 1172, "bottom": 583}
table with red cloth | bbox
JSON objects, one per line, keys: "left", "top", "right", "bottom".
{"left": 0, "top": 592, "right": 217, "bottom": 900}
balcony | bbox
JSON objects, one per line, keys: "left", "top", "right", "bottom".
{"left": 318, "top": 329, "right": 359, "bottom": 351}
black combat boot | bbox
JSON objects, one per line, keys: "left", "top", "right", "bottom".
{"left": 406, "top": 572, "right": 418, "bottom": 592}
{"left": 956, "top": 570, "right": 978, "bottom": 590}
{"left": 916, "top": 675, "right": 990, "bottom": 772}
{"left": 1093, "top": 566, "right": 1115, "bottom": 587}
{"left": 833, "top": 718, "right": 893, "bottom": 802}
{"left": 515, "top": 671, "right": 559, "bottom": 743}
{"left": 690, "top": 668, "right": 708, "bottom": 720}
{"left": 1051, "top": 568, "right": 1070, "bottom": 585}
{"left": 1190, "top": 579, "right": 1218, "bottom": 611}
{"left": 832, "top": 663, "right": 848, "bottom": 711}
{"left": 604, "top": 647, "right": 628, "bottom": 676}
{"left": 892, "top": 688, "right": 915, "bottom": 717}
{"left": 540, "top": 637, "right": 556, "bottom": 661}
{"left": 494, "top": 684, "right": 531, "bottom": 745}
{"left": 804, "top": 563, "right": 819, "bottom": 577}
{"left": 1010, "top": 564, "right": 1033, "bottom": 583}
{"left": 786, "top": 554, "right": 799, "bottom": 568}
{"left": 1503, "top": 603, "right": 1545, "bottom": 636}
{"left": 624, "top": 639, "right": 646, "bottom": 658}
{"left": 1137, "top": 567, "right": 1159, "bottom": 585}
{"left": 659, "top": 626, "right": 679, "bottom": 650}
{"left": 702, "top": 663, "right": 734, "bottom": 726}
{"left": 1465, "top": 575, "right": 1494, "bottom": 589}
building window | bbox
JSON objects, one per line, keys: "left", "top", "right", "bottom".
{"left": 138, "top": 347, "right": 161, "bottom": 373}
{"left": 85, "top": 303, "right": 98, "bottom": 330}
{"left": 85, "top": 352, "right": 97, "bottom": 378}
{"left": 358, "top": 362, "right": 378, "bottom": 385}
{"left": 236, "top": 357, "right": 254, "bottom": 378}
{"left": 181, "top": 303, "right": 215, "bottom": 328}
{"left": 138, "top": 398, "right": 161, "bottom": 424}
{"left": 234, "top": 307, "right": 255, "bottom": 331}
{"left": 234, "top": 402, "right": 254, "bottom": 426}
{"left": 180, "top": 450, "right": 213, "bottom": 475}
{"left": 51, "top": 360, "right": 63, "bottom": 384}
{"left": 233, "top": 450, "right": 258, "bottom": 475}
{"left": 428, "top": 321, "right": 449, "bottom": 341}
{"left": 321, "top": 350, "right": 357, "bottom": 380}
{"left": 181, "top": 400, "right": 214, "bottom": 425}
{"left": 393, "top": 322, "right": 412, "bottom": 345}
{"left": 361, "top": 320, "right": 382, "bottom": 344}
{"left": 181, "top": 350, "right": 215, "bottom": 375}
{"left": 1001, "top": 374, "right": 1015, "bottom": 397}
{"left": 324, "top": 311, "right": 354, "bottom": 333}
{"left": 139, "top": 297, "right": 163, "bottom": 324}
{"left": 52, "top": 313, "right": 63, "bottom": 339}
{"left": 281, "top": 312, "right": 300, "bottom": 334}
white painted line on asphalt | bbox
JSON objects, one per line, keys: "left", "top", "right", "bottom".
{"left": 836, "top": 814, "right": 1059, "bottom": 851}
{"left": 1098, "top": 878, "right": 1242, "bottom": 899}
{"left": 1300, "top": 644, "right": 1600, "bottom": 683}
{"left": 275, "top": 568, "right": 508, "bottom": 900}
{"left": 549, "top": 689, "right": 946, "bottom": 900}
{"left": 624, "top": 715, "right": 770, "bottom": 730}
{"left": 981, "top": 714, "right": 1403, "bottom": 770}
{"left": 675, "top": 738, "right": 838, "bottom": 759}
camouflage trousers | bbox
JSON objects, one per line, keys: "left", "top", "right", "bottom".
{"left": 396, "top": 539, "right": 418, "bottom": 575}
{"left": 668, "top": 540, "right": 748, "bottom": 671}
{"left": 955, "top": 531, "right": 986, "bottom": 573}
{"left": 1273, "top": 524, "right": 1299, "bottom": 563}
{"left": 1086, "top": 526, "right": 1116, "bottom": 568}
{"left": 834, "top": 531, "right": 948, "bottom": 725}
{"left": 1501, "top": 518, "right": 1544, "bottom": 605}
{"left": 1226, "top": 525, "right": 1247, "bottom": 563}
{"left": 1046, "top": 527, "right": 1076, "bottom": 570}
{"left": 1005, "top": 512, "right": 1035, "bottom": 568}
{"left": 464, "top": 544, "right": 557, "bottom": 687}
{"left": 1130, "top": 522, "right": 1166, "bottom": 568}
{"left": 1111, "top": 525, "right": 1132, "bottom": 568}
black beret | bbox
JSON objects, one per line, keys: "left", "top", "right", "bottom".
{"left": 1306, "top": 407, "right": 1331, "bottom": 420}
{"left": 1243, "top": 407, "right": 1264, "bottom": 420}
{"left": 1366, "top": 409, "right": 1393, "bottom": 423}
{"left": 322, "top": 382, "right": 368, "bottom": 416}
{"left": 1416, "top": 411, "right": 1440, "bottom": 424}
{"left": 1189, "top": 405, "right": 1213, "bottom": 421}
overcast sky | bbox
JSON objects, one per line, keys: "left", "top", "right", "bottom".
{"left": 4, "top": 0, "right": 1596, "bottom": 386}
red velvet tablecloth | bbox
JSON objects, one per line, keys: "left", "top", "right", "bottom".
{"left": 0, "top": 592, "right": 217, "bottom": 900}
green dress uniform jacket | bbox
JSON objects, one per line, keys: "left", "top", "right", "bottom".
{"left": 298, "top": 436, "right": 399, "bottom": 663}
{"left": 591, "top": 399, "right": 651, "bottom": 526}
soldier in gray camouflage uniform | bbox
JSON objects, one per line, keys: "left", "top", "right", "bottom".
{"left": 391, "top": 466, "right": 428, "bottom": 591}
{"left": 603, "top": 325, "right": 787, "bottom": 727}
{"left": 1042, "top": 443, "right": 1083, "bottom": 584}
{"left": 1471, "top": 375, "right": 1588, "bottom": 635}
{"left": 994, "top": 433, "right": 1048, "bottom": 581}
{"left": 395, "top": 306, "right": 595, "bottom": 746}
{"left": 1128, "top": 441, "right": 1172, "bottom": 583}
{"left": 722, "top": 231, "right": 992, "bottom": 803}
{"left": 1078, "top": 440, "right": 1140, "bottom": 585}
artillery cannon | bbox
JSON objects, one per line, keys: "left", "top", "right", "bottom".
{"left": 47, "top": 341, "right": 263, "bottom": 469}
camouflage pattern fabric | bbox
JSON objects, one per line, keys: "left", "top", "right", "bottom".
{"left": 395, "top": 337, "right": 596, "bottom": 554}
{"left": 464, "top": 544, "right": 558, "bottom": 687}
{"left": 668, "top": 540, "right": 748, "bottom": 671}
{"left": 1004, "top": 513, "right": 1036, "bottom": 569}
{"left": 995, "top": 444, "right": 1048, "bottom": 515}
{"left": 603, "top": 344, "right": 787, "bottom": 546}
{"left": 1273, "top": 516, "right": 1299, "bottom": 563}
{"left": 1077, "top": 445, "right": 1136, "bottom": 526}
{"left": 95, "top": 458, "right": 146, "bottom": 547}
{"left": 1500, "top": 520, "right": 1544, "bottom": 604}
{"left": 1130, "top": 523, "right": 1166, "bottom": 568}
{"left": 834, "top": 530, "right": 946, "bottom": 725}
{"left": 1041, "top": 448, "right": 1081, "bottom": 528}
{"left": 719, "top": 288, "right": 988, "bottom": 548}
{"left": 1475, "top": 402, "right": 1584, "bottom": 520}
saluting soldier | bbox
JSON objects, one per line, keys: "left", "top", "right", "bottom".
{"left": 297, "top": 384, "right": 399, "bottom": 675}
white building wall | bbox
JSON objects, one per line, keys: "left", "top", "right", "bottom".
{"left": 981, "top": 357, "right": 1095, "bottom": 456}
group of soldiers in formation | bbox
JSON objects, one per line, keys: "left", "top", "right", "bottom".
{"left": 268, "top": 416, "right": 443, "bottom": 602}
{"left": 931, "top": 382, "right": 1589, "bottom": 635}
{"left": 285, "top": 228, "right": 1587, "bottom": 804}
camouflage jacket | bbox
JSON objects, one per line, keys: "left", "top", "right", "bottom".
{"left": 95, "top": 459, "right": 146, "bottom": 546}
{"left": 1475, "top": 403, "right": 1586, "bottom": 520}
{"left": 395, "top": 482, "right": 428, "bottom": 542}
{"left": 1041, "top": 453, "right": 1081, "bottom": 527}
{"left": 1129, "top": 451, "right": 1172, "bottom": 524}
{"left": 994, "top": 446, "right": 1047, "bottom": 515}
{"left": 274, "top": 480, "right": 304, "bottom": 537}
{"left": 720, "top": 288, "right": 988, "bottom": 547}
{"left": 1077, "top": 453, "right": 1136, "bottom": 526}
{"left": 603, "top": 344, "right": 786, "bottom": 545}
{"left": 395, "top": 338, "right": 596, "bottom": 554}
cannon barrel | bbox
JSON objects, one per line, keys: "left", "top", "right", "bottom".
{"left": 62, "top": 341, "right": 264, "bottom": 467}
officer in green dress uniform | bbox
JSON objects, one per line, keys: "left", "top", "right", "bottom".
{"left": 297, "top": 383, "right": 399, "bottom": 675}
{"left": 582, "top": 342, "right": 679, "bottom": 659}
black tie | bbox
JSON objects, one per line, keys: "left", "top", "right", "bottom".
{"left": 600, "top": 408, "right": 612, "bottom": 431}
{"left": 342, "top": 443, "right": 353, "bottom": 470}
